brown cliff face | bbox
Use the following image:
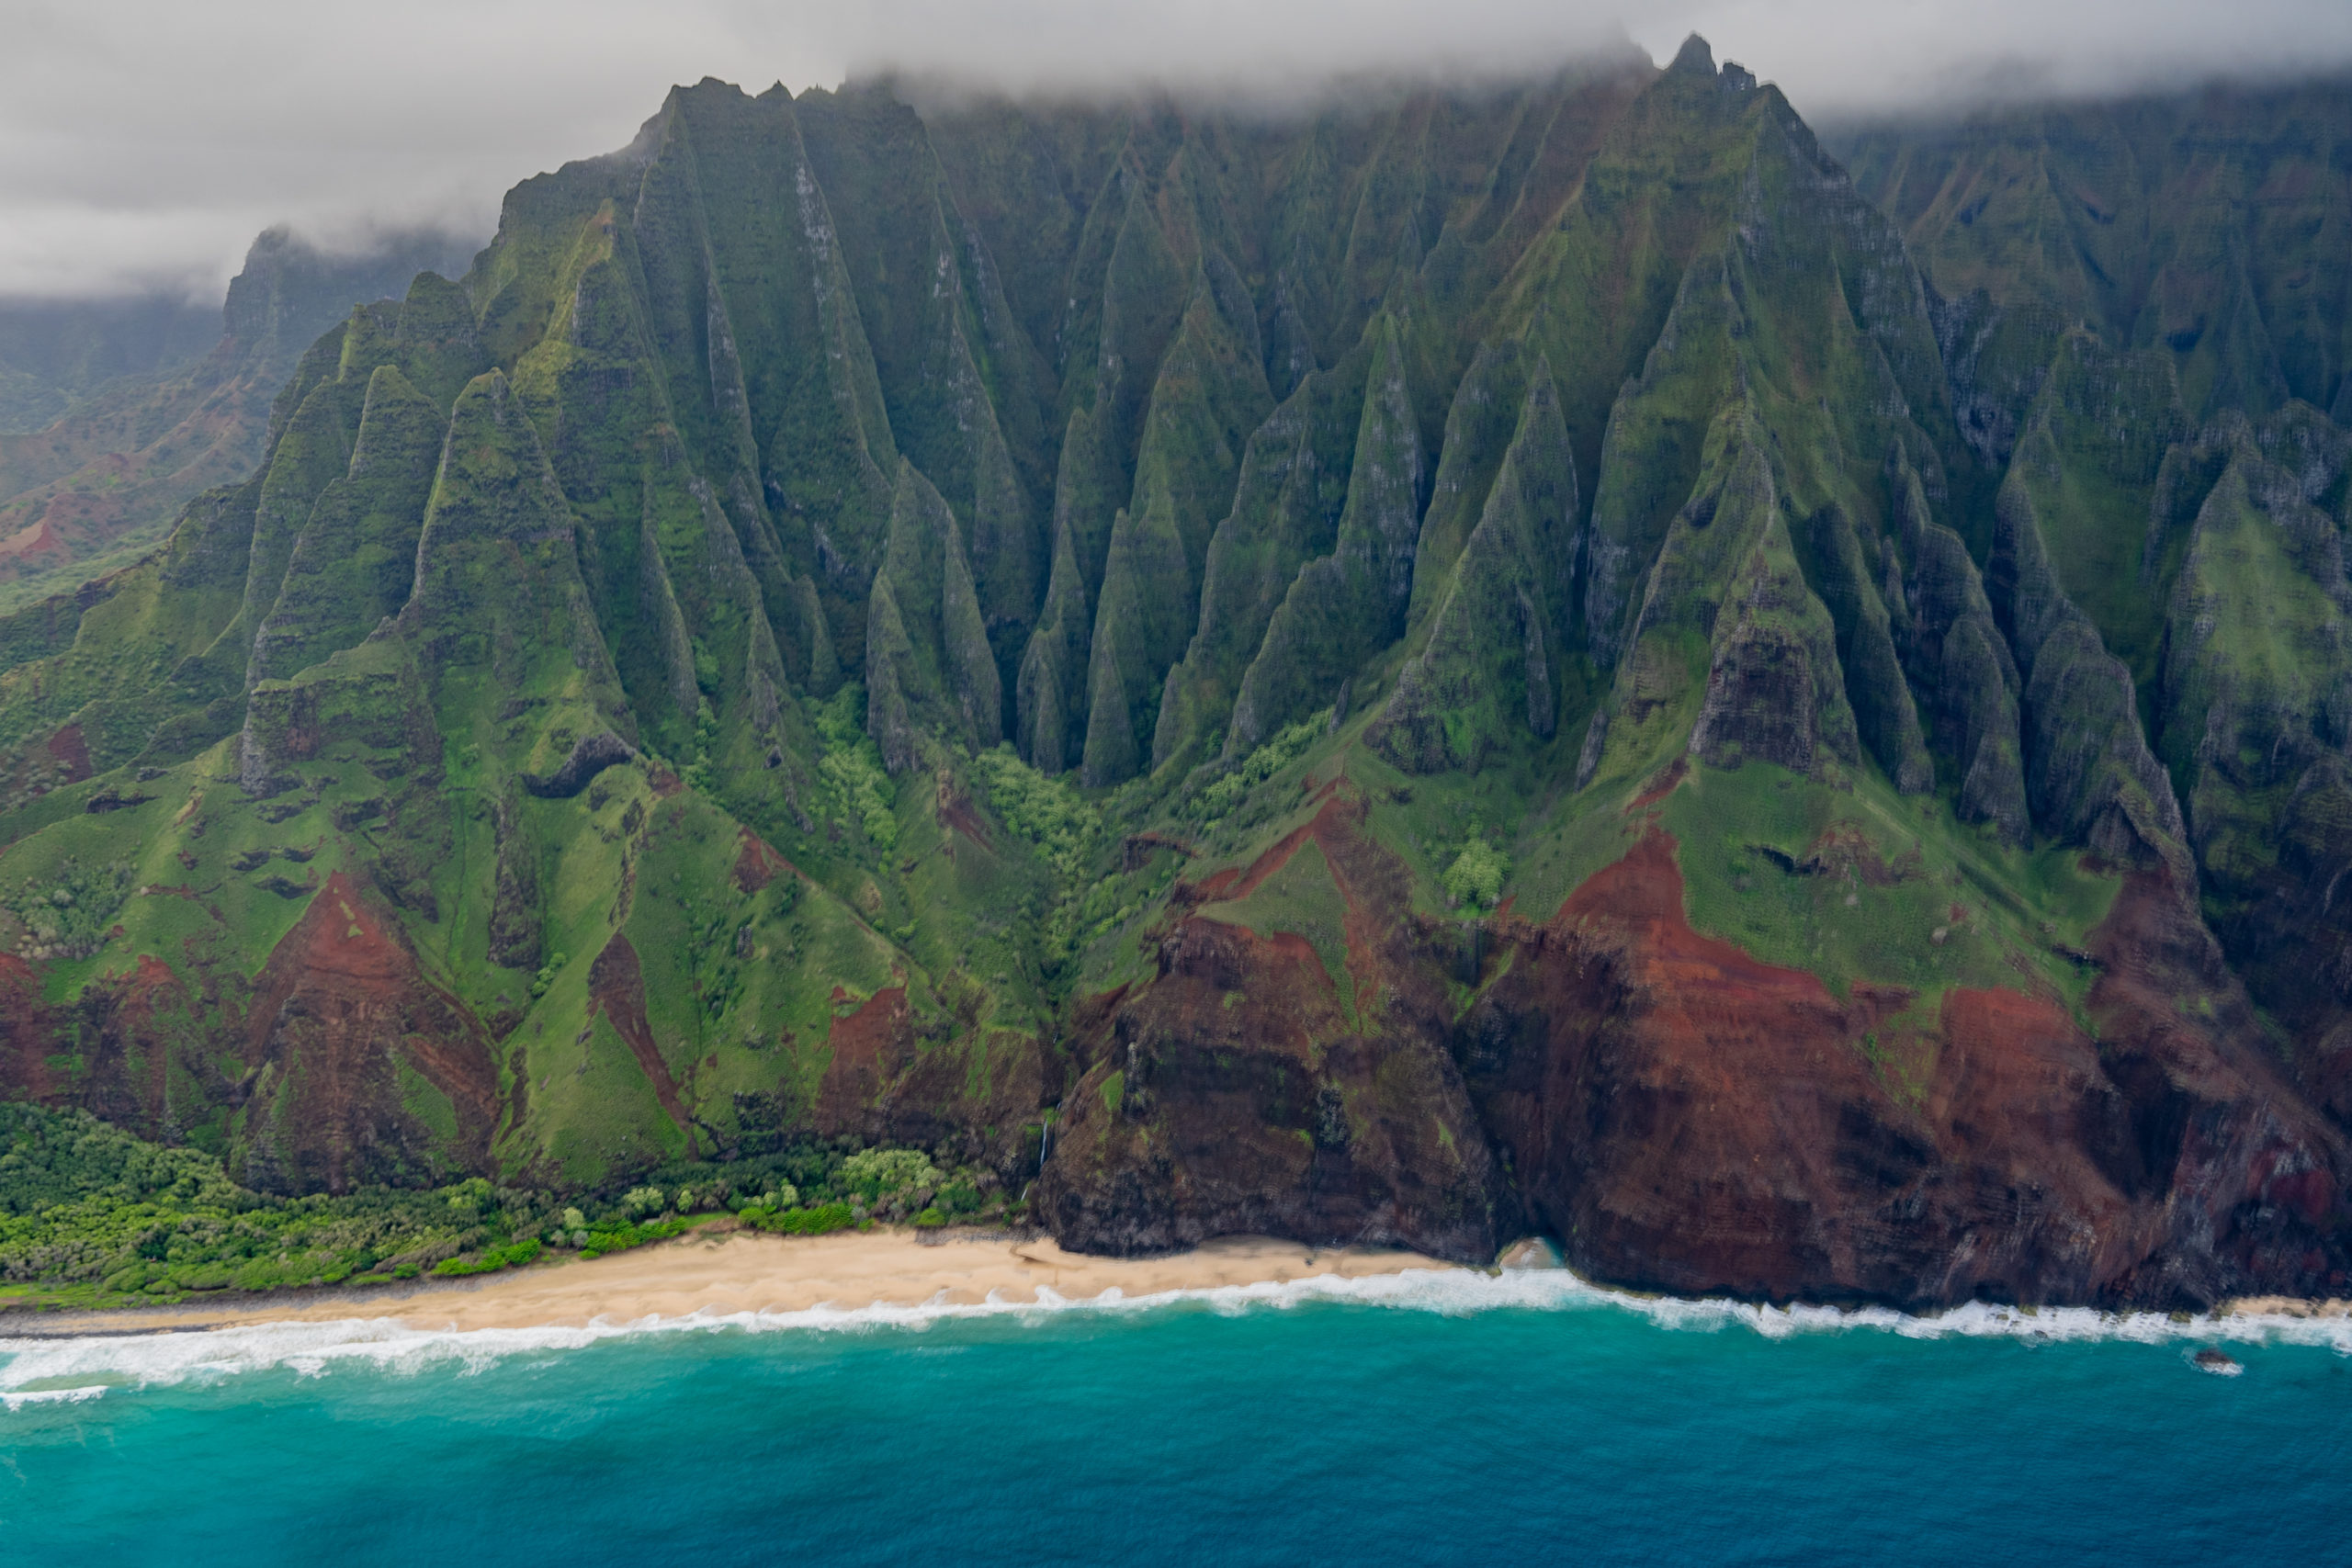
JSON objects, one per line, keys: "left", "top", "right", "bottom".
{"left": 1463, "top": 832, "right": 2350, "bottom": 1308}
{"left": 0, "top": 953, "right": 60, "bottom": 1100}
{"left": 1035, "top": 807, "right": 2349, "bottom": 1308}
{"left": 1461, "top": 829, "right": 2132, "bottom": 1303}
{"left": 813, "top": 986, "right": 916, "bottom": 1141}
{"left": 802, "top": 982, "right": 1060, "bottom": 1182}
{"left": 1035, "top": 784, "right": 1511, "bottom": 1260}
{"left": 2077, "top": 866, "right": 2352, "bottom": 1302}
{"left": 68, "top": 953, "right": 209, "bottom": 1139}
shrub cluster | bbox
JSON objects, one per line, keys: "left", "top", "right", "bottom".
{"left": 1188, "top": 711, "right": 1329, "bottom": 828}
{"left": 6, "top": 855, "right": 137, "bottom": 961}
{"left": 434, "top": 1237, "right": 543, "bottom": 1276}
{"left": 1442, "top": 836, "right": 1510, "bottom": 910}
{"left": 573, "top": 1216, "right": 697, "bottom": 1259}
{"left": 814, "top": 684, "right": 897, "bottom": 852}
{"left": 736, "top": 1201, "right": 854, "bottom": 1235}
{"left": 0, "top": 1109, "right": 565, "bottom": 1305}
{"left": 969, "top": 743, "right": 1101, "bottom": 879}
{"left": 0, "top": 1103, "right": 1017, "bottom": 1310}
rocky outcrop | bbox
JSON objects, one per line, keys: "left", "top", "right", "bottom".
{"left": 1227, "top": 316, "right": 1425, "bottom": 756}
{"left": 1888, "top": 450, "right": 2030, "bottom": 840}
{"left": 1370, "top": 357, "right": 1578, "bottom": 773}
{"left": 865, "top": 459, "right": 1001, "bottom": 774}
{"left": 525, "top": 729, "right": 636, "bottom": 798}
{"left": 1078, "top": 266, "right": 1273, "bottom": 785}
{"left": 1037, "top": 786, "right": 1510, "bottom": 1259}
{"left": 1686, "top": 502, "right": 1859, "bottom": 776}
{"left": 2151, "top": 409, "right": 2352, "bottom": 1134}
{"left": 487, "top": 777, "right": 542, "bottom": 972}
{"left": 245, "top": 364, "right": 442, "bottom": 686}
{"left": 1989, "top": 470, "right": 2186, "bottom": 870}
{"left": 1807, "top": 502, "right": 1932, "bottom": 792}
{"left": 1149, "top": 352, "right": 1366, "bottom": 771}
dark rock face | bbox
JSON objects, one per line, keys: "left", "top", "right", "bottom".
{"left": 1370, "top": 357, "right": 1579, "bottom": 774}
{"left": 1044, "top": 801, "right": 2344, "bottom": 1304}
{"left": 1461, "top": 832, "right": 2349, "bottom": 1307}
{"left": 525, "top": 729, "right": 636, "bottom": 798}
{"left": 1037, "top": 790, "right": 1510, "bottom": 1261}
{"left": 2218, "top": 753, "right": 2352, "bottom": 1134}
{"left": 1687, "top": 535, "right": 1860, "bottom": 778}
{"left": 487, "top": 778, "right": 541, "bottom": 971}
{"left": 1888, "top": 454, "right": 2030, "bottom": 840}
{"left": 1988, "top": 476, "right": 2187, "bottom": 870}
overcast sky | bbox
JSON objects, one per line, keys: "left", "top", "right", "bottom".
{"left": 4, "top": 0, "right": 2350, "bottom": 299}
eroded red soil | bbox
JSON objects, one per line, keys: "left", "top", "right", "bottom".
{"left": 233, "top": 873, "right": 502, "bottom": 1191}
{"left": 587, "top": 931, "right": 695, "bottom": 1150}
{"left": 731, "top": 828, "right": 791, "bottom": 893}
{"left": 0, "top": 953, "right": 59, "bottom": 1099}
{"left": 814, "top": 986, "right": 912, "bottom": 1137}
{"left": 1458, "top": 829, "right": 2351, "bottom": 1305}
{"left": 934, "top": 777, "right": 993, "bottom": 852}
{"left": 1182, "top": 786, "right": 1388, "bottom": 1002}
{"left": 43, "top": 723, "right": 91, "bottom": 782}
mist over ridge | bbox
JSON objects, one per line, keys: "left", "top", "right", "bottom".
{"left": 4, "top": 1, "right": 2352, "bottom": 299}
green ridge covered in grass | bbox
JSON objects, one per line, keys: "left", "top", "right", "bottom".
{"left": 3, "top": 44, "right": 2350, "bottom": 1300}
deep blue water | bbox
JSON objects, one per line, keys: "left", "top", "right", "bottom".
{"left": 4, "top": 1272, "right": 2347, "bottom": 1566}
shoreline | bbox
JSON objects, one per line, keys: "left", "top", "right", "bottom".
{"left": 3, "top": 1228, "right": 2346, "bottom": 1341}
{"left": 0, "top": 1229, "right": 1452, "bottom": 1338}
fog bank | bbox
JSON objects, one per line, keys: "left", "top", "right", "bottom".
{"left": 3, "top": 0, "right": 2347, "bottom": 298}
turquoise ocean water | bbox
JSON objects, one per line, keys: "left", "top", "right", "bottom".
{"left": 4, "top": 1268, "right": 2347, "bottom": 1565}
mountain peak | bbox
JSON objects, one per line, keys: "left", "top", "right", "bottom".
{"left": 1668, "top": 33, "right": 1716, "bottom": 77}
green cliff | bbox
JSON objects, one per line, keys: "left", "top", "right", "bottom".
{"left": 4, "top": 43, "right": 2351, "bottom": 1310}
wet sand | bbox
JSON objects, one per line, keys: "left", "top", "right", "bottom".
{"left": 13, "top": 1230, "right": 1453, "bottom": 1337}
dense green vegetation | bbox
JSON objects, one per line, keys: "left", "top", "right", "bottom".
{"left": 815, "top": 684, "right": 899, "bottom": 854}
{"left": 1188, "top": 712, "right": 1330, "bottom": 830}
{"left": 5, "top": 854, "right": 135, "bottom": 961}
{"left": 970, "top": 743, "right": 1101, "bottom": 879}
{"left": 0, "top": 1103, "right": 1015, "bottom": 1311}
{"left": 1441, "top": 838, "right": 1509, "bottom": 912}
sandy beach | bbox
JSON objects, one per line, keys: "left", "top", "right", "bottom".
{"left": 11, "top": 1229, "right": 1455, "bottom": 1337}
{"left": 8, "top": 1229, "right": 2337, "bottom": 1339}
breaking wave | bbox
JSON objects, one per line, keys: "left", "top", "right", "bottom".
{"left": 5, "top": 1264, "right": 2346, "bottom": 1404}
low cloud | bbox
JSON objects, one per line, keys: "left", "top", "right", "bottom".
{"left": 3, "top": 0, "right": 2347, "bottom": 299}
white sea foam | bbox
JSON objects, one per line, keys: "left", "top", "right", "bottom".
{"left": 0, "top": 1383, "right": 111, "bottom": 1412}
{"left": 3, "top": 1265, "right": 2346, "bottom": 1400}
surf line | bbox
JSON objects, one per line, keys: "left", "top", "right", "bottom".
{"left": 5, "top": 1267, "right": 2349, "bottom": 1401}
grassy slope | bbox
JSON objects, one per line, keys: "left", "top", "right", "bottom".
{"left": 0, "top": 55, "right": 2341, "bottom": 1232}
